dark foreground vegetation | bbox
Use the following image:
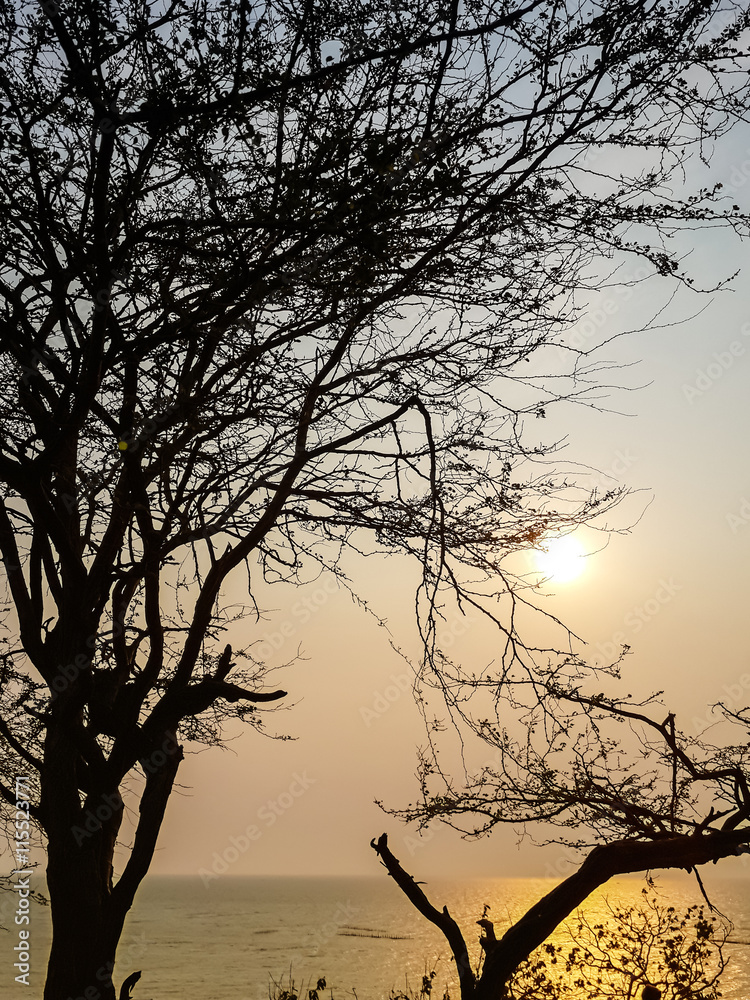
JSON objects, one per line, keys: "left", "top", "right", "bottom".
{"left": 271, "top": 890, "right": 728, "bottom": 1000}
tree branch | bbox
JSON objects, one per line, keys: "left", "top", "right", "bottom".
{"left": 371, "top": 833, "right": 476, "bottom": 999}
{"left": 476, "top": 830, "right": 750, "bottom": 999}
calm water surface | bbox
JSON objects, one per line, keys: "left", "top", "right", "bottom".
{"left": 5, "top": 875, "right": 750, "bottom": 999}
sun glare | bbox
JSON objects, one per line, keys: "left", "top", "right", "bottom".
{"left": 534, "top": 534, "right": 587, "bottom": 583}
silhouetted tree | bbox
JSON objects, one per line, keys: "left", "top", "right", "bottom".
{"left": 374, "top": 694, "right": 750, "bottom": 998}
{"left": 0, "top": 0, "right": 749, "bottom": 998}
{"left": 387, "top": 892, "right": 727, "bottom": 1000}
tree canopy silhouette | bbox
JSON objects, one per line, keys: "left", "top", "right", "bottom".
{"left": 0, "top": 0, "right": 749, "bottom": 998}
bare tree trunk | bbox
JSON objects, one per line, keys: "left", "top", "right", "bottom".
{"left": 39, "top": 717, "right": 176, "bottom": 1000}
{"left": 43, "top": 855, "right": 119, "bottom": 1000}
{"left": 371, "top": 835, "right": 477, "bottom": 1000}
{"left": 43, "top": 811, "right": 147, "bottom": 1000}
{"left": 43, "top": 904, "right": 137, "bottom": 1000}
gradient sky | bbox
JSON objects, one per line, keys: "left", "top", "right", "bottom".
{"left": 131, "top": 121, "right": 750, "bottom": 884}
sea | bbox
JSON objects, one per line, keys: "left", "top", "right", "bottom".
{"left": 4, "top": 875, "right": 750, "bottom": 1000}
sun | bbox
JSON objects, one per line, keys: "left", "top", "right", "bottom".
{"left": 534, "top": 534, "right": 587, "bottom": 583}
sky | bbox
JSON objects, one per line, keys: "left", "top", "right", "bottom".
{"left": 3, "top": 65, "right": 750, "bottom": 905}
{"left": 129, "top": 121, "right": 750, "bottom": 886}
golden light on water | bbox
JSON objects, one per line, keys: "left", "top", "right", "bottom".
{"left": 534, "top": 534, "right": 587, "bottom": 583}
